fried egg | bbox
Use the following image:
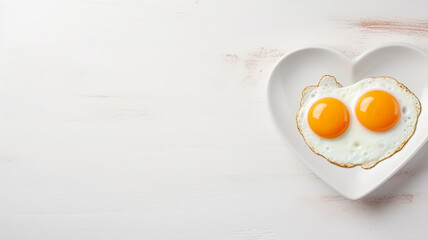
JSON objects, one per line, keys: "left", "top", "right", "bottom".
{"left": 296, "top": 75, "right": 421, "bottom": 169}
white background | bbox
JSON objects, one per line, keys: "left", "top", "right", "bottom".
{"left": 1, "top": 0, "right": 428, "bottom": 239}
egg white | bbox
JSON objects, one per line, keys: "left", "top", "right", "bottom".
{"left": 296, "top": 75, "right": 421, "bottom": 169}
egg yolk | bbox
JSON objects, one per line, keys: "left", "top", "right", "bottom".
{"left": 356, "top": 90, "right": 400, "bottom": 132}
{"left": 308, "top": 98, "right": 350, "bottom": 138}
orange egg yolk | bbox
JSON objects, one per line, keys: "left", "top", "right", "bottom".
{"left": 308, "top": 98, "right": 350, "bottom": 138}
{"left": 356, "top": 90, "right": 400, "bottom": 132}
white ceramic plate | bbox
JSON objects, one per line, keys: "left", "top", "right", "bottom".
{"left": 268, "top": 43, "right": 428, "bottom": 200}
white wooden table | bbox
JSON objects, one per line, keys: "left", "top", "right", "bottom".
{"left": 1, "top": 0, "right": 428, "bottom": 239}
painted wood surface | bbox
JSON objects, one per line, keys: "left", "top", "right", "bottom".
{"left": 1, "top": 0, "right": 428, "bottom": 239}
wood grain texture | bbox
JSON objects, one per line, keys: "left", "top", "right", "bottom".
{"left": 1, "top": 0, "right": 428, "bottom": 239}
{"left": 356, "top": 19, "right": 428, "bottom": 35}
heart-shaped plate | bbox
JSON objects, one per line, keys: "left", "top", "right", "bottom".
{"left": 267, "top": 44, "right": 428, "bottom": 199}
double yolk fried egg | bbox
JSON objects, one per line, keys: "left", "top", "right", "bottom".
{"left": 296, "top": 75, "right": 421, "bottom": 169}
